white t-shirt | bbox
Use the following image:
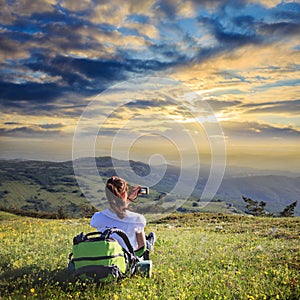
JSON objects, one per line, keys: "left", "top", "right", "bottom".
{"left": 90, "top": 209, "right": 146, "bottom": 250}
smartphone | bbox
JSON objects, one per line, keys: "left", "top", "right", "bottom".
{"left": 139, "top": 187, "right": 149, "bottom": 195}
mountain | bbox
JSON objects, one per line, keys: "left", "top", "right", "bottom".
{"left": 214, "top": 175, "right": 300, "bottom": 214}
{"left": 0, "top": 157, "right": 299, "bottom": 216}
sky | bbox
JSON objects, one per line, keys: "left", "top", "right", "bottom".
{"left": 0, "top": 0, "right": 300, "bottom": 173}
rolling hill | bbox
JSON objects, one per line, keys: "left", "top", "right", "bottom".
{"left": 0, "top": 157, "right": 299, "bottom": 216}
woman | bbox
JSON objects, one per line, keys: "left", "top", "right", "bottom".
{"left": 90, "top": 176, "right": 155, "bottom": 258}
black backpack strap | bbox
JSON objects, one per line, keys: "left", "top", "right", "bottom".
{"left": 106, "top": 228, "right": 135, "bottom": 255}
{"left": 103, "top": 227, "right": 139, "bottom": 274}
{"left": 73, "top": 229, "right": 135, "bottom": 255}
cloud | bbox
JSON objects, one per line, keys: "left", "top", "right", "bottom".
{"left": 0, "top": 126, "right": 61, "bottom": 137}
{"left": 242, "top": 99, "right": 300, "bottom": 115}
{"left": 258, "top": 21, "right": 300, "bottom": 38}
{"left": 125, "top": 99, "right": 170, "bottom": 109}
{"left": 39, "top": 123, "right": 65, "bottom": 129}
{"left": 125, "top": 20, "right": 159, "bottom": 40}
{"left": 0, "top": 0, "right": 300, "bottom": 165}
{"left": 0, "top": 36, "right": 30, "bottom": 61}
{"left": 1, "top": 0, "right": 299, "bottom": 95}
{"left": 222, "top": 120, "right": 300, "bottom": 139}
{"left": 4, "top": 122, "right": 20, "bottom": 125}
{"left": 154, "top": 0, "right": 178, "bottom": 19}
{"left": 0, "top": 81, "right": 65, "bottom": 102}
{"left": 1, "top": 121, "right": 65, "bottom": 131}
{"left": 193, "top": 0, "right": 300, "bottom": 62}
{"left": 206, "top": 99, "right": 243, "bottom": 111}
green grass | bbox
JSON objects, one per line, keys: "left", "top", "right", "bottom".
{"left": 0, "top": 212, "right": 299, "bottom": 300}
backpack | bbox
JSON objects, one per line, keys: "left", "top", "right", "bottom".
{"left": 68, "top": 227, "right": 138, "bottom": 282}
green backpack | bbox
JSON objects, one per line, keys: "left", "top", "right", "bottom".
{"left": 68, "top": 228, "right": 138, "bottom": 282}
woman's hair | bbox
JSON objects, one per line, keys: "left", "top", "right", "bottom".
{"left": 105, "top": 176, "right": 128, "bottom": 219}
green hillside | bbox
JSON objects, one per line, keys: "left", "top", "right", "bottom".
{"left": 1, "top": 212, "right": 299, "bottom": 299}
{"left": 0, "top": 158, "right": 239, "bottom": 217}
{"left": 0, "top": 159, "right": 94, "bottom": 217}
{"left": 0, "top": 157, "right": 298, "bottom": 217}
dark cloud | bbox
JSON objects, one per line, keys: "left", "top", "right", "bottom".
{"left": 0, "top": 36, "right": 23, "bottom": 54}
{"left": 24, "top": 54, "right": 93, "bottom": 90}
{"left": 222, "top": 120, "right": 300, "bottom": 139}
{"left": 39, "top": 123, "right": 65, "bottom": 129}
{"left": 98, "top": 128, "right": 124, "bottom": 137}
{"left": 0, "top": 126, "right": 61, "bottom": 137}
{"left": 242, "top": 99, "right": 300, "bottom": 114}
{"left": 272, "top": 1, "right": 300, "bottom": 21}
{"left": 196, "top": 2, "right": 259, "bottom": 50}
{"left": 1, "top": 97, "right": 89, "bottom": 118}
{"left": 154, "top": 0, "right": 178, "bottom": 19}
{"left": 1, "top": 0, "right": 300, "bottom": 114}
{"left": 145, "top": 43, "right": 188, "bottom": 65}
{"left": 63, "top": 57, "right": 129, "bottom": 81}
{"left": 125, "top": 99, "right": 170, "bottom": 108}
{"left": 195, "top": 0, "right": 300, "bottom": 60}
{"left": 206, "top": 99, "right": 242, "bottom": 111}
{"left": 4, "top": 122, "right": 20, "bottom": 125}
{"left": 258, "top": 22, "right": 300, "bottom": 37}
{"left": 214, "top": 17, "right": 260, "bottom": 47}
{"left": 0, "top": 81, "right": 64, "bottom": 102}
{"left": 1, "top": 51, "right": 173, "bottom": 110}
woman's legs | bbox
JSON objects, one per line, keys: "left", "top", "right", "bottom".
{"left": 134, "top": 232, "right": 156, "bottom": 259}
{"left": 143, "top": 232, "right": 156, "bottom": 260}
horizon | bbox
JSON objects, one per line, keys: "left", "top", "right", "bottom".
{"left": 1, "top": 155, "right": 299, "bottom": 177}
{"left": 1, "top": 0, "right": 300, "bottom": 175}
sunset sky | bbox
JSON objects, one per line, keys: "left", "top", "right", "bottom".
{"left": 1, "top": 0, "right": 299, "bottom": 172}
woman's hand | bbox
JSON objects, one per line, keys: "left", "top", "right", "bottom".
{"left": 127, "top": 186, "right": 141, "bottom": 202}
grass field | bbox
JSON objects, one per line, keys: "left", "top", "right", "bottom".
{"left": 0, "top": 211, "right": 299, "bottom": 299}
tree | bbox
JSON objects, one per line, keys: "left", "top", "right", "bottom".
{"left": 56, "top": 206, "right": 67, "bottom": 219}
{"left": 242, "top": 196, "right": 270, "bottom": 216}
{"left": 279, "top": 201, "right": 297, "bottom": 217}
{"left": 80, "top": 204, "right": 98, "bottom": 218}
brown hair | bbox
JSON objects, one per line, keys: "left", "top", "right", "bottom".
{"left": 105, "top": 176, "right": 128, "bottom": 219}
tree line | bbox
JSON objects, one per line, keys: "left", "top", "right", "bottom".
{"left": 242, "top": 196, "right": 297, "bottom": 217}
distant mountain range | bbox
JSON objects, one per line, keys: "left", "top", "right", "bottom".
{"left": 215, "top": 175, "right": 300, "bottom": 214}
{"left": 0, "top": 157, "right": 299, "bottom": 216}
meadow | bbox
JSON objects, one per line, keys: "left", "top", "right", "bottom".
{"left": 0, "top": 211, "right": 299, "bottom": 300}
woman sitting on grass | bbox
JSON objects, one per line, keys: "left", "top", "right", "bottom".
{"left": 90, "top": 176, "right": 155, "bottom": 259}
